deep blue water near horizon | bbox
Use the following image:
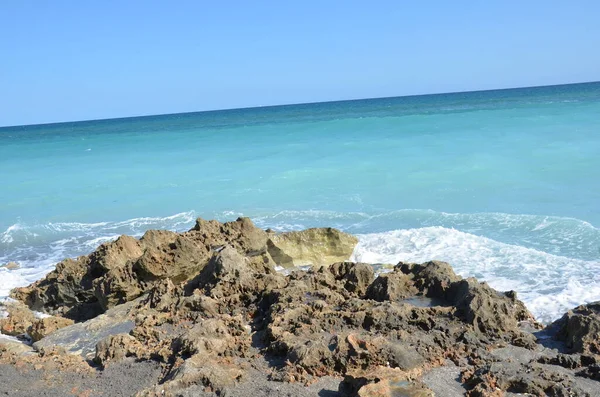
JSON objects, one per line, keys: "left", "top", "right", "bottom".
{"left": 1, "top": 81, "right": 600, "bottom": 322}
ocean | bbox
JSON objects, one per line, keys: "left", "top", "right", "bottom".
{"left": 1, "top": 82, "right": 599, "bottom": 323}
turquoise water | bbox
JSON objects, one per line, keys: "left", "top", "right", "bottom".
{"left": 1, "top": 82, "right": 600, "bottom": 322}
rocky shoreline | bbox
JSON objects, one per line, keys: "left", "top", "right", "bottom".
{"left": 1, "top": 217, "right": 599, "bottom": 396}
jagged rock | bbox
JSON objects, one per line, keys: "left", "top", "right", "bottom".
{"left": 10, "top": 218, "right": 357, "bottom": 322}
{"left": 267, "top": 227, "right": 358, "bottom": 268}
{"left": 399, "top": 261, "right": 462, "bottom": 300}
{"left": 0, "top": 301, "right": 35, "bottom": 336}
{"left": 10, "top": 235, "right": 144, "bottom": 320}
{"left": 94, "top": 333, "right": 143, "bottom": 367}
{"left": 401, "top": 261, "right": 538, "bottom": 345}
{"left": 341, "top": 367, "right": 433, "bottom": 397}
{"left": 191, "top": 217, "right": 269, "bottom": 256}
{"left": 29, "top": 316, "right": 74, "bottom": 342}
{"left": 366, "top": 271, "right": 418, "bottom": 301}
{"left": 550, "top": 301, "right": 600, "bottom": 355}
{"left": 5, "top": 219, "right": 577, "bottom": 396}
{"left": 538, "top": 353, "right": 583, "bottom": 369}
{"left": 33, "top": 299, "right": 137, "bottom": 360}
{"left": 329, "top": 262, "right": 374, "bottom": 295}
{"left": 10, "top": 218, "right": 270, "bottom": 320}
{"left": 140, "top": 354, "right": 244, "bottom": 396}
{"left": 462, "top": 360, "right": 591, "bottom": 397}
{"left": 174, "top": 316, "right": 251, "bottom": 358}
{"left": 133, "top": 231, "right": 207, "bottom": 283}
{"left": 451, "top": 279, "right": 537, "bottom": 342}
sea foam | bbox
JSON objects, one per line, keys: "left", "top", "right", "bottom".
{"left": 352, "top": 227, "right": 600, "bottom": 323}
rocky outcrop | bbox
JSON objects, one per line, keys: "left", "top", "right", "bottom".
{"left": 29, "top": 316, "right": 75, "bottom": 342}
{"left": 550, "top": 301, "right": 600, "bottom": 355}
{"left": 32, "top": 300, "right": 138, "bottom": 360}
{"left": 3, "top": 218, "right": 599, "bottom": 396}
{"left": 0, "top": 302, "right": 35, "bottom": 336}
{"left": 10, "top": 218, "right": 358, "bottom": 322}
{"left": 0, "top": 301, "right": 75, "bottom": 342}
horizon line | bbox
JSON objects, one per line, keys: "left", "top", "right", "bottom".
{"left": 2, "top": 80, "right": 598, "bottom": 129}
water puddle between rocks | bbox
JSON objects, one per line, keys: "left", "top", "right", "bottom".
{"left": 401, "top": 295, "right": 447, "bottom": 308}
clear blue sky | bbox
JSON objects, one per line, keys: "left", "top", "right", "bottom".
{"left": 1, "top": 1, "right": 599, "bottom": 127}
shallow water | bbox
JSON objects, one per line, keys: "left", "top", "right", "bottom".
{"left": 1, "top": 82, "right": 599, "bottom": 322}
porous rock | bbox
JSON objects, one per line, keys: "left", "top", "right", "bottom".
{"left": 8, "top": 218, "right": 588, "bottom": 396}
{"left": 0, "top": 301, "right": 35, "bottom": 336}
{"left": 550, "top": 301, "right": 600, "bottom": 355}
{"left": 11, "top": 218, "right": 357, "bottom": 322}
{"left": 29, "top": 316, "right": 75, "bottom": 342}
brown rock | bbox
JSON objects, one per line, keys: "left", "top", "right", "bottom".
{"left": 10, "top": 217, "right": 277, "bottom": 321}
{"left": 462, "top": 361, "right": 589, "bottom": 397}
{"left": 94, "top": 333, "right": 143, "bottom": 367}
{"left": 4, "top": 220, "right": 568, "bottom": 396}
{"left": 174, "top": 316, "right": 250, "bottom": 358}
{"left": 158, "top": 354, "right": 244, "bottom": 394}
{"left": 1, "top": 262, "right": 20, "bottom": 270}
{"left": 0, "top": 301, "right": 35, "bottom": 336}
{"left": 133, "top": 231, "right": 207, "bottom": 283}
{"left": 329, "top": 262, "right": 374, "bottom": 295}
{"left": 190, "top": 217, "right": 269, "bottom": 256}
{"left": 29, "top": 316, "right": 75, "bottom": 342}
{"left": 341, "top": 367, "right": 432, "bottom": 397}
{"left": 366, "top": 270, "right": 418, "bottom": 301}
{"left": 399, "top": 261, "right": 462, "bottom": 300}
{"left": 551, "top": 301, "right": 600, "bottom": 355}
{"left": 451, "top": 278, "right": 537, "bottom": 340}
{"left": 0, "top": 339, "right": 35, "bottom": 357}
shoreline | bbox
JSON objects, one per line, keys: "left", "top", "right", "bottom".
{"left": 1, "top": 217, "right": 599, "bottom": 396}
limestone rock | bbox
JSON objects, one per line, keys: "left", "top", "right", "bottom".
{"left": 450, "top": 278, "right": 536, "bottom": 341}
{"left": 146, "top": 354, "right": 244, "bottom": 396}
{"left": 0, "top": 301, "right": 35, "bottom": 336}
{"left": 29, "top": 316, "right": 75, "bottom": 342}
{"left": 341, "top": 367, "right": 433, "bottom": 397}
{"left": 462, "top": 360, "right": 590, "bottom": 397}
{"left": 400, "top": 261, "right": 538, "bottom": 343}
{"left": 0, "top": 339, "right": 35, "bottom": 357}
{"left": 329, "top": 262, "right": 374, "bottom": 295}
{"left": 94, "top": 333, "right": 143, "bottom": 367}
{"left": 4, "top": 219, "right": 575, "bottom": 396}
{"left": 267, "top": 227, "right": 358, "bottom": 268}
{"left": 10, "top": 217, "right": 278, "bottom": 320}
{"left": 399, "top": 261, "right": 461, "bottom": 300}
{"left": 366, "top": 271, "right": 418, "bottom": 301}
{"left": 550, "top": 301, "right": 600, "bottom": 355}
{"left": 174, "top": 316, "right": 251, "bottom": 358}
{"left": 33, "top": 299, "right": 137, "bottom": 360}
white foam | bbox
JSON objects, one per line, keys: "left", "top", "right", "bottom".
{"left": 352, "top": 227, "right": 600, "bottom": 323}
{"left": 0, "top": 269, "right": 31, "bottom": 299}
{"left": 1, "top": 224, "right": 22, "bottom": 244}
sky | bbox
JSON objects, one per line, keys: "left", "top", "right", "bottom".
{"left": 1, "top": 1, "right": 599, "bottom": 127}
